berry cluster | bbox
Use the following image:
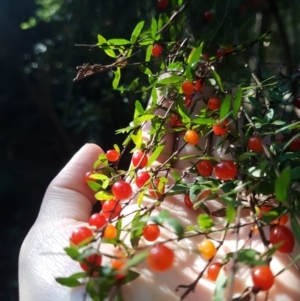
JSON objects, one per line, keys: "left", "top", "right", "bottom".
{"left": 58, "top": 1, "right": 300, "bottom": 300}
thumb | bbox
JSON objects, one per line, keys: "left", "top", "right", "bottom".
{"left": 37, "top": 143, "right": 103, "bottom": 222}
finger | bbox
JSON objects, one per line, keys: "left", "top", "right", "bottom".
{"left": 38, "top": 143, "right": 103, "bottom": 222}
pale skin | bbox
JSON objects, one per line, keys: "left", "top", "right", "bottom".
{"left": 19, "top": 91, "right": 300, "bottom": 301}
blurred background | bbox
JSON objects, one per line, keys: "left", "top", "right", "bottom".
{"left": 1, "top": 0, "right": 300, "bottom": 299}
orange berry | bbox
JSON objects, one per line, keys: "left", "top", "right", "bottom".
{"left": 184, "top": 130, "right": 200, "bottom": 145}
{"left": 198, "top": 239, "right": 216, "bottom": 260}
{"left": 111, "top": 250, "right": 127, "bottom": 279}
{"left": 103, "top": 224, "right": 117, "bottom": 239}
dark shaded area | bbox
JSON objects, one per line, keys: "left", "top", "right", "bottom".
{"left": 1, "top": 0, "right": 300, "bottom": 300}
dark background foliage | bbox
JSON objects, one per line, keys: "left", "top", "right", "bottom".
{"left": 1, "top": 0, "right": 299, "bottom": 299}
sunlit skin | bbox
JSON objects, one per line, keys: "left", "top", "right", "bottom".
{"left": 19, "top": 91, "right": 300, "bottom": 301}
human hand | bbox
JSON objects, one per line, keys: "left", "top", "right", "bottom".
{"left": 19, "top": 90, "right": 300, "bottom": 301}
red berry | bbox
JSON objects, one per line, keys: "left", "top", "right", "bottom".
{"left": 112, "top": 181, "right": 133, "bottom": 200}
{"left": 89, "top": 213, "right": 107, "bottom": 229}
{"left": 258, "top": 206, "right": 289, "bottom": 225}
{"left": 202, "top": 54, "right": 210, "bottom": 63}
{"left": 248, "top": 136, "right": 263, "bottom": 152}
{"left": 183, "top": 95, "right": 193, "bottom": 107}
{"left": 70, "top": 227, "right": 94, "bottom": 246}
{"left": 147, "top": 244, "right": 174, "bottom": 271}
{"left": 84, "top": 171, "right": 96, "bottom": 184}
{"left": 208, "top": 97, "right": 221, "bottom": 110}
{"left": 289, "top": 136, "right": 300, "bottom": 151}
{"left": 132, "top": 150, "right": 148, "bottom": 168}
{"left": 251, "top": 265, "right": 274, "bottom": 291}
{"left": 102, "top": 199, "right": 122, "bottom": 220}
{"left": 184, "top": 129, "right": 200, "bottom": 145}
{"left": 269, "top": 225, "right": 295, "bottom": 253}
{"left": 184, "top": 194, "right": 193, "bottom": 209}
{"left": 148, "top": 178, "right": 165, "bottom": 198}
{"left": 215, "top": 160, "right": 237, "bottom": 180}
{"left": 80, "top": 254, "right": 102, "bottom": 273}
{"left": 194, "top": 79, "right": 204, "bottom": 91}
{"left": 157, "top": 0, "right": 168, "bottom": 10}
{"left": 197, "top": 160, "right": 213, "bottom": 177}
{"left": 216, "top": 48, "right": 225, "bottom": 60}
{"left": 106, "top": 149, "right": 120, "bottom": 162}
{"left": 182, "top": 81, "right": 194, "bottom": 96}
{"left": 152, "top": 44, "right": 163, "bottom": 58}
{"left": 143, "top": 224, "right": 160, "bottom": 241}
{"left": 207, "top": 262, "right": 223, "bottom": 281}
{"left": 204, "top": 11, "right": 213, "bottom": 22}
{"left": 213, "top": 119, "right": 228, "bottom": 136}
{"left": 170, "top": 114, "right": 183, "bottom": 128}
{"left": 136, "top": 171, "right": 151, "bottom": 188}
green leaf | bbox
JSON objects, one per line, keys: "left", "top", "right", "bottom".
{"left": 86, "top": 279, "right": 101, "bottom": 301}
{"left": 275, "top": 167, "right": 290, "bottom": 202}
{"left": 168, "top": 184, "right": 188, "bottom": 194}
{"left": 97, "top": 34, "right": 106, "bottom": 45}
{"left": 178, "top": 99, "right": 191, "bottom": 123}
{"left": 151, "top": 18, "right": 157, "bottom": 39}
{"left": 137, "top": 189, "right": 145, "bottom": 207}
{"left": 197, "top": 213, "right": 213, "bottom": 231}
{"left": 89, "top": 174, "right": 109, "bottom": 180}
{"left": 108, "top": 39, "right": 131, "bottom": 46}
{"left": 193, "top": 118, "right": 216, "bottom": 125}
{"left": 291, "top": 167, "right": 300, "bottom": 180}
{"left": 210, "top": 69, "right": 224, "bottom": 92}
{"left": 112, "top": 67, "right": 121, "bottom": 89}
{"left": 233, "top": 87, "right": 242, "bottom": 118}
{"left": 157, "top": 75, "right": 183, "bottom": 85}
{"left": 133, "top": 114, "right": 155, "bottom": 126}
{"left": 171, "top": 169, "right": 182, "bottom": 182}
{"left": 95, "top": 191, "right": 114, "bottom": 201}
{"left": 56, "top": 275, "right": 83, "bottom": 287}
{"left": 87, "top": 181, "right": 102, "bottom": 192}
{"left": 130, "top": 211, "right": 146, "bottom": 248}
{"left": 151, "top": 86, "right": 158, "bottom": 105}
{"left": 165, "top": 218, "right": 184, "bottom": 238}
{"left": 226, "top": 205, "right": 236, "bottom": 223}
{"left": 212, "top": 267, "right": 227, "bottom": 301}
{"left": 134, "top": 100, "right": 144, "bottom": 116}
{"left": 123, "top": 270, "right": 140, "bottom": 284}
{"left": 272, "top": 120, "right": 286, "bottom": 126}
{"left": 125, "top": 251, "right": 148, "bottom": 269}
{"left": 131, "top": 129, "right": 143, "bottom": 148}
{"left": 147, "top": 144, "right": 165, "bottom": 166}
{"left": 225, "top": 249, "right": 264, "bottom": 266}
{"left": 186, "top": 43, "right": 203, "bottom": 80}
{"left": 146, "top": 45, "right": 152, "bottom": 62}
{"left": 130, "top": 21, "right": 145, "bottom": 44}
{"left": 220, "top": 94, "right": 231, "bottom": 120}
{"left": 291, "top": 212, "right": 300, "bottom": 245}
{"left": 265, "top": 108, "right": 274, "bottom": 123}
{"left": 238, "top": 152, "right": 259, "bottom": 162}
{"left": 64, "top": 247, "right": 81, "bottom": 260}
{"left": 189, "top": 185, "right": 202, "bottom": 202}
{"left": 104, "top": 47, "right": 117, "bottom": 58}
{"left": 113, "top": 144, "right": 120, "bottom": 153}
